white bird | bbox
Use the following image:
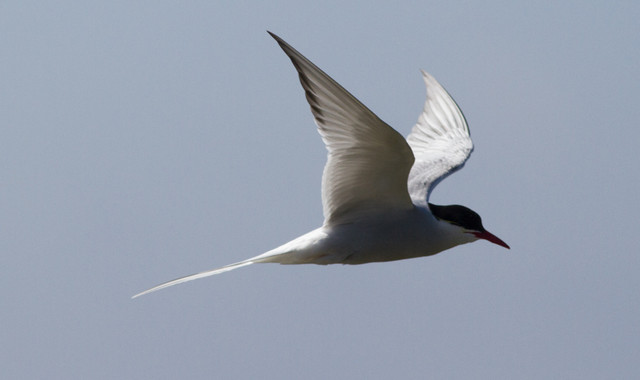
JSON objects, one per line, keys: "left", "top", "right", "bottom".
{"left": 133, "top": 31, "right": 509, "bottom": 298}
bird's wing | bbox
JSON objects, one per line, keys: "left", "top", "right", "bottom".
{"left": 269, "top": 32, "right": 415, "bottom": 225}
{"left": 406, "top": 70, "right": 473, "bottom": 206}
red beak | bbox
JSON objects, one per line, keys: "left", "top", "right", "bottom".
{"left": 473, "top": 230, "right": 510, "bottom": 249}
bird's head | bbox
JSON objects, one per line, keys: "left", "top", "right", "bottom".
{"left": 428, "top": 203, "right": 510, "bottom": 249}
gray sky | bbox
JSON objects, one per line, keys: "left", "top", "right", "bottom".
{"left": 2, "top": 1, "right": 639, "bottom": 379}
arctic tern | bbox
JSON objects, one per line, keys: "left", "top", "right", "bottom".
{"left": 133, "top": 32, "right": 509, "bottom": 298}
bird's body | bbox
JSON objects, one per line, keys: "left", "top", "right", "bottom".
{"left": 255, "top": 206, "right": 473, "bottom": 266}
{"left": 133, "top": 32, "right": 508, "bottom": 298}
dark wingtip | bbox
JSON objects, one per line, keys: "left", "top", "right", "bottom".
{"left": 267, "top": 31, "right": 281, "bottom": 42}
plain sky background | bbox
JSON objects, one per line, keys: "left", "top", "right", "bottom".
{"left": 2, "top": 1, "right": 639, "bottom": 379}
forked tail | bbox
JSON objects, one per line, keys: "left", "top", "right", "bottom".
{"left": 132, "top": 260, "right": 254, "bottom": 298}
{"left": 133, "top": 228, "right": 327, "bottom": 298}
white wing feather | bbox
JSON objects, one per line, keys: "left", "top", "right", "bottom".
{"left": 270, "top": 32, "right": 415, "bottom": 225}
{"left": 406, "top": 70, "right": 473, "bottom": 206}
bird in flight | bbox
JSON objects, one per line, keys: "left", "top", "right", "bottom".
{"left": 133, "top": 31, "right": 509, "bottom": 298}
